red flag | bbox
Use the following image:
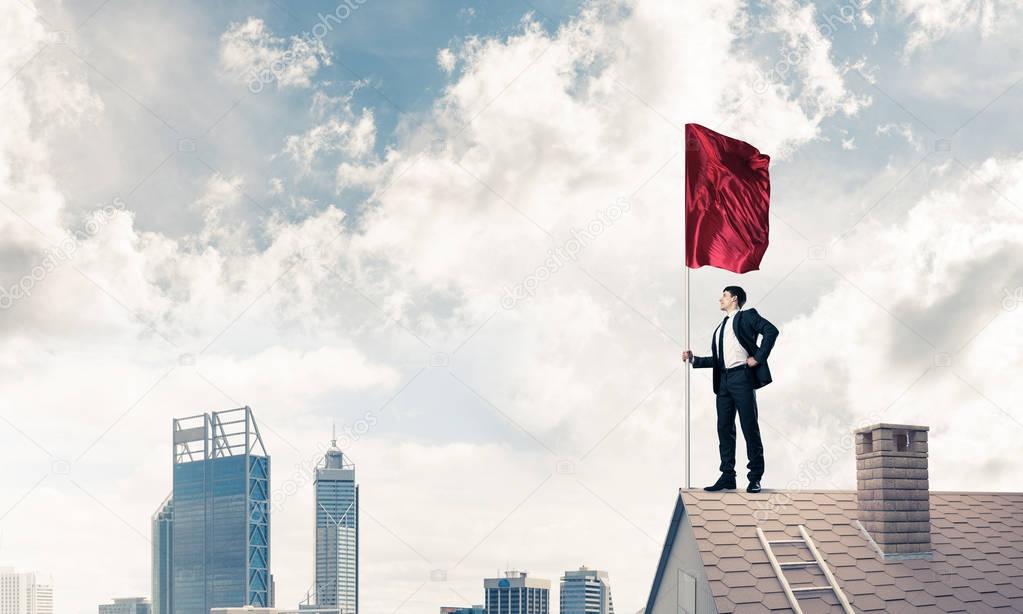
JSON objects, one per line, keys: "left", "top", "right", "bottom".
{"left": 685, "top": 123, "right": 771, "bottom": 273}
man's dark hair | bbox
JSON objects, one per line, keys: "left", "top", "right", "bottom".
{"left": 723, "top": 285, "right": 747, "bottom": 308}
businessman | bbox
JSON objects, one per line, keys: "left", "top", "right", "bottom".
{"left": 682, "top": 286, "right": 779, "bottom": 493}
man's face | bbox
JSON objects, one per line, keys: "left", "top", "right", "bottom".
{"left": 719, "top": 291, "right": 736, "bottom": 311}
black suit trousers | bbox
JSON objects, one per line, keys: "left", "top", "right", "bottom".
{"left": 715, "top": 367, "right": 765, "bottom": 481}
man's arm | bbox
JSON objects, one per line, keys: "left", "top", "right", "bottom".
{"left": 692, "top": 354, "right": 714, "bottom": 369}
{"left": 682, "top": 350, "right": 715, "bottom": 368}
{"left": 747, "top": 308, "right": 779, "bottom": 363}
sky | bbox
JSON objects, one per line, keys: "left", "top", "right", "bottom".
{"left": 2, "top": 0, "right": 1023, "bottom": 612}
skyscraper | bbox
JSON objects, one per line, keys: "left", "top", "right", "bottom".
{"left": 484, "top": 571, "right": 550, "bottom": 614}
{"left": 559, "top": 567, "right": 614, "bottom": 614}
{"left": 171, "top": 407, "right": 271, "bottom": 614}
{"left": 313, "top": 428, "right": 358, "bottom": 613}
{"left": 151, "top": 496, "right": 173, "bottom": 614}
{"left": 31, "top": 583, "right": 51, "bottom": 614}
{"left": 0, "top": 568, "right": 53, "bottom": 614}
{"left": 99, "top": 597, "right": 152, "bottom": 614}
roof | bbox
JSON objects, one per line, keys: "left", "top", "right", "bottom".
{"left": 650, "top": 489, "right": 1023, "bottom": 613}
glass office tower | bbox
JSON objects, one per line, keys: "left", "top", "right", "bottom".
{"left": 151, "top": 496, "right": 174, "bottom": 614}
{"left": 314, "top": 429, "right": 358, "bottom": 614}
{"left": 171, "top": 407, "right": 270, "bottom": 614}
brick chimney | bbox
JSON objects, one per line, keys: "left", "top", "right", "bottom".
{"left": 855, "top": 423, "right": 931, "bottom": 557}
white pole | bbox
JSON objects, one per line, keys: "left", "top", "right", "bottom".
{"left": 683, "top": 145, "right": 692, "bottom": 491}
{"left": 684, "top": 265, "right": 691, "bottom": 489}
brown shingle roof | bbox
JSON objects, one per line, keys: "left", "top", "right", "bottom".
{"left": 680, "top": 489, "right": 1023, "bottom": 613}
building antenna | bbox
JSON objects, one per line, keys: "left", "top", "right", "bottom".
{"left": 331, "top": 421, "right": 337, "bottom": 447}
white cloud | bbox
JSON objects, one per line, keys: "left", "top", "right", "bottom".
{"left": 219, "top": 17, "right": 331, "bottom": 89}
{"left": 0, "top": 11, "right": 103, "bottom": 246}
{"left": 283, "top": 111, "right": 376, "bottom": 173}
{"left": 281, "top": 89, "right": 377, "bottom": 173}
{"left": 336, "top": 0, "right": 870, "bottom": 326}
{"left": 767, "top": 0, "right": 872, "bottom": 121}
{"left": 877, "top": 122, "right": 923, "bottom": 150}
{"left": 893, "top": 0, "right": 1018, "bottom": 54}
{"left": 437, "top": 47, "right": 457, "bottom": 73}
{"left": 771, "top": 153, "right": 1023, "bottom": 492}
{"left": 191, "top": 174, "right": 253, "bottom": 250}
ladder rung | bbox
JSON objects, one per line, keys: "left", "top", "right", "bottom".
{"left": 779, "top": 560, "right": 819, "bottom": 568}
{"left": 791, "top": 586, "right": 833, "bottom": 593}
{"left": 768, "top": 539, "right": 805, "bottom": 545}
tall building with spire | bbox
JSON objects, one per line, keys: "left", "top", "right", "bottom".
{"left": 314, "top": 427, "right": 358, "bottom": 613}
{"left": 559, "top": 567, "right": 614, "bottom": 614}
{"left": 170, "top": 407, "right": 271, "bottom": 614}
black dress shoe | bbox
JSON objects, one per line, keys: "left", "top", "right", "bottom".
{"left": 747, "top": 480, "right": 762, "bottom": 493}
{"left": 703, "top": 476, "right": 737, "bottom": 492}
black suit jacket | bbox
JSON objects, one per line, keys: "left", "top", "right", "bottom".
{"left": 692, "top": 308, "right": 779, "bottom": 394}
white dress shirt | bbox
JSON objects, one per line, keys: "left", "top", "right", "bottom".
{"left": 716, "top": 307, "right": 749, "bottom": 369}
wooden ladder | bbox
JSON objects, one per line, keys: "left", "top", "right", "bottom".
{"left": 755, "top": 524, "right": 855, "bottom": 614}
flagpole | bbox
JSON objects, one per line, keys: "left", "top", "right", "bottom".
{"left": 684, "top": 263, "right": 691, "bottom": 489}
{"left": 683, "top": 140, "right": 691, "bottom": 491}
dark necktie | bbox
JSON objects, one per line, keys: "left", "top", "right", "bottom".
{"left": 718, "top": 315, "right": 729, "bottom": 369}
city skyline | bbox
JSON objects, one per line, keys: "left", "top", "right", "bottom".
{"left": 4, "top": 405, "right": 625, "bottom": 613}
{"left": 144, "top": 408, "right": 623, "bottom": 613}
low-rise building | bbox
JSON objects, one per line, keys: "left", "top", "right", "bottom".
{"left": 98, "top": 597, "right": 151, "bottom": 614}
